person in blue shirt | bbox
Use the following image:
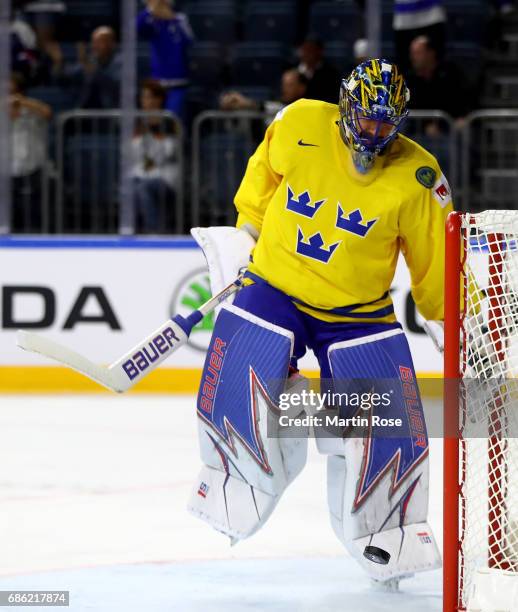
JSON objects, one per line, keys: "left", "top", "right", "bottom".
{"left": 137, "top": 0, "right": 194, "bottom": 123}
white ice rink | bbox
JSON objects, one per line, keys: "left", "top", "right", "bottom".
{"left": 0, "top": 395, "right": 443, "bottom": 611}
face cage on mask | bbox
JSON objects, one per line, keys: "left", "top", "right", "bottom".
{"left": 344, "top": 98, "right": 408, "bottom": 154}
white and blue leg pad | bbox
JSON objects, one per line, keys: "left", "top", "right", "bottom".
{"left": 322, "top": 329, "right": 441, "bottom": 580}
{"left": 188, "top": 303, "right": 308, "bottom": 541}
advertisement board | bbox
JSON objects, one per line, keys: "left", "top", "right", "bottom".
{"left": 0, "top": 237, "right": 442, "bottom": 392}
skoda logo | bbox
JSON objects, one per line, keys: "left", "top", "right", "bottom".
{"left": 170, "top": 269, "right": 214, "bottom": 352}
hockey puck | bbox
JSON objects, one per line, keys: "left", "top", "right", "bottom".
{"left": 363, "top": 545, "right": 391, "bottom": 565}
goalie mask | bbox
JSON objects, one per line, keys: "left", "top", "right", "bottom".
{"left": 339, "top": 59, "right": 410, "bottom": 174}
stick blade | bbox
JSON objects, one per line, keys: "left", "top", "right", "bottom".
{"left": 16, "top": 330, "right": 122, "bottom": 393}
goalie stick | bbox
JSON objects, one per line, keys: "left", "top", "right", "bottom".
{"left": 16, "top": 275, "right": 244, "bottom": 393}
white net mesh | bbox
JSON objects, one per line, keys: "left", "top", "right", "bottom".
{"left": 459, "top": 210, "right": 518, "bottom": 610}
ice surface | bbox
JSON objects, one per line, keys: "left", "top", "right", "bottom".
{"left": 0, "top": 395, "right": 443, "bottom": 611}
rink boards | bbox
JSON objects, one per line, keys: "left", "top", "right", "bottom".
{"left": 0, "top": 236, "right": 443, "bottom": 392}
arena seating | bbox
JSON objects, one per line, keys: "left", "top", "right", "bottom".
{"left": 230, "top": 42, "right": 289, "bottom": 87}
{"left": 184, "top": 1, "right": 238, "bottom": 44}
{"left": 308, "top": 1, "right": 362, "bottom": 47}
{"left": 243, "top": 2, "right": 297, "bottom": 44}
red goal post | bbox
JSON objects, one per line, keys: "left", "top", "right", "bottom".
{"left": 443, "top": 210, "right": 518, "bottom": 611}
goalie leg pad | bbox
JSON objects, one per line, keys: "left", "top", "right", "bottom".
{"left": 324, "top": 329, "right": 441, "bottom": 579}
{"left": 188, "top": 464, "right": 281, "bottom": 541}
{"left": 233, "top": 280, "right": 310, "bottom": 366}
{"left": 191, "top": 303, "right": 308, "bottom": 539}
{"left": 327, "top": 454, "right": 441, "bottom": 580}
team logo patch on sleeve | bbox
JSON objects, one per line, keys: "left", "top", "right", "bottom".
{"left": 432, "top": 173, "right": 452, "bottom": 207}
{"left": 415, "top": 166, "right": 437, "bottom": 189}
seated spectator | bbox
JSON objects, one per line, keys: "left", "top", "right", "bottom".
{"left": 137, "top": 0, "right": 194, "bottom": 122}
{"left": 353, "top": 38, "right": 371, "bottom": 65}
{"left": 9, "top": 72, "right": 52, "bottom": 232}
{"left": 405, "top": 35, "right": 473, "bottom": 134}
{"left": 22, "top": 0, "right": 67, "bottom": 82}
{"left": 11, "top": 8, "right": 41, "bottom": 85}
{"left": 41, "top": 37, "right": 64, "bottom": 82}
{"left": 21, "top": 1, "right": 65, "bottom": 48}
{"left": 393, "top": 0, "right": 446, "bottom": 74}
{"left": 495, "top": 0, "right": 516, "bottom": 14}
{"left": 59, "top": 26, "right": 121, "bottom": 109}
{"left": 220, "top": 68, "right": 308, "bottom": 120}
{"left": 339, "top": 38, "right": 373, "bottom": 77}
{"left": 296, "top": 36, "right": 340, "bottom": 104}
{"left": 131, "top": 79, "right": 179, "bottom": 233}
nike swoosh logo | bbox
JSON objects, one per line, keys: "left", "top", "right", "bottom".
{"left": 298, "top": 139, "right": 319, "bottom": 147}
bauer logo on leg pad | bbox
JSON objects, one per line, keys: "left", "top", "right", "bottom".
{"left": 417, "top": 531, "right": 432, "bottom": 544}
{"left": 199, "top": 337, "right": 226, "bottom": 415}
{"left": 197, "top": 305, "right": 294, "bottom": 474}
{"left": 327, "top": 329, "right": 429, "bottom": 510}
{"left": 197, "top": 482, "right": 209, "bottom": 498}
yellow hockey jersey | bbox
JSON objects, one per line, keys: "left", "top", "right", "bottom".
{"left": 234, "top": 99, "right": 453, "bottom": 324}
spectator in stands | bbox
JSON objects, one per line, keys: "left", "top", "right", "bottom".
{"left": 42, "top": 37, "right": 64, "bottom": 82}
{"left": 22, "top": 0, "right": 67, "bottom": 82}
{"left": 296, "top": 36, "right": 340, "bottom": 104}
{"left": 496, "top": 0, "right": 516, "bottom": 14}
{"left": 338, "top": 38, "right": 373, "bottom": 76}
{"left": 61, "top": 26, "right": 121, "bottom": 109}
{"left": 406, "top": 35, "right": 472, "bottom": 135}
{"left": 137, "top": 0, "right": 194, "bottom": 122}
{"left": 220, "top": 68, "right": 308, "bottom": 119}
{"left": 21, "top": 1, "right": 65, "bottom": 49}
{"left": 9, "top": 72, "right": 52, "bottom": 232}
{"left": 353, "top": 39, "right": 371, "bottom": 65}
{"left": 11, "top": 8, "right": 41, "bottom": 85}
{"left": 393, "top": 0, "right": 446, "bottom": 74}
{"left": 131, "top": 79, "right": 179, "bottom": 233}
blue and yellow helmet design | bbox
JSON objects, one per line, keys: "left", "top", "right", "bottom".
{"left": 339, "top": 59, "right": 410, "bottom": 164}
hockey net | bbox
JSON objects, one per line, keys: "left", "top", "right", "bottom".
{"left": 444, "top": 210, "right": 518, "bottom": 611}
